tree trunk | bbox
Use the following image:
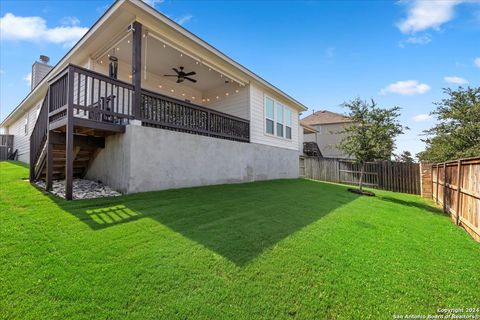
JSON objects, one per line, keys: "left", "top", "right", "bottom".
{"left": 358, "top": 162, "right": 365, "bottom": 191}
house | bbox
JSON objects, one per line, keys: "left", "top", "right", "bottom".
{"left": 301, "top": 110, "right": 354, "bottom": 159}
{"left": 0, "top": 0, "right": 307, "bottom": 199}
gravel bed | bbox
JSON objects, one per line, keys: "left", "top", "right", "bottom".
{"left": 35, "top": 179, "right": 121, "bottom": 200}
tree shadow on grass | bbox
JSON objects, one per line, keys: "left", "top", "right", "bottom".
{"left": 55, "top": 179, "right": 359, "bottom": 266}
{"left": 378, "top": 195, "right": 445, "bottom": 215}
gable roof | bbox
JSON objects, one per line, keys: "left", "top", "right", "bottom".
{"left": 1, "top": 0, "right": 307, "bottom": 127}
{"left": 301, "top": 110, "right": 353, "bottom": 126}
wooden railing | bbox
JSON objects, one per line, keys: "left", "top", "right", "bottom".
{"left": 44, "top": 64, "right": 249, "bottom": 142}
{"left": 141, "top": 89, "right": 250, "bottom": 142}
{"left": 48, "top": 65, "right": 135, "bottom": 127}
{"left": 29, "top": 90, "right": 49, "bottom": 180}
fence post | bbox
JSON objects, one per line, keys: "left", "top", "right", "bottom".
{"left": 435, "top": 164, "right": 439, "bottom": 204}
{"left": 442, "top": 162, "right": 447, "bottom": 212}
{"left": 455, "top": 160, "right": 462, "bottom": 225}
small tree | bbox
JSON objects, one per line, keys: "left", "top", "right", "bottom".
{"left": 394, "top": 150, "right": 415, "bottom": 163}
{"left": 417, "top": 87, "right": 480, "bottom": 162}
{"left": 337, "top": 98, "right": 407, "bottom": 191}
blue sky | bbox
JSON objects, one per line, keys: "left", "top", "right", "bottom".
{"left": 1, "top": 0, "right": 479, "bottom": 156}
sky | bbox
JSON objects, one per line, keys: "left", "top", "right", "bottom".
{"left": 0, "top": 0, "right": 479, "bottom": 157}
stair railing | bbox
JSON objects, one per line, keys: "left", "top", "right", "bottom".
{"left": 29, "top": 89, "right": 50, "bottom": 181}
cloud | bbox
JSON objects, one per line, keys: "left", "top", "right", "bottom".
{"left": 399, "top": 34, "right": 432, "bottom": 47}
{"left": 175, "top": 14, "right": 193, "bottom": 25}
{"left": 397, "top": 0, "right": 463, "bottom": 33}
{"left": 413, "top": 114, "right": 433, "bottom": 122}
{"left": 60, "top": 16, "right": 80, "bottom": 26}
{"left": 475, "top": 57, "right": 480, "bottom": 67}
{"left": 444, "top": 76, "right": 468, "bottom": 85}
{"left": 0, "top": 69, "right": 4, "bottom": 75}
{"left": 324, "top": 46, "right": 335, "bottom": 58}
{"left": 23, "top": 72, "right": 31, "bottom": 86}
{"left": 380, "top": 80, "right": 431, "bottom": 95}
{"left": 142, "top": 0, "right": 164, "bottom": 7}
{"left": 0, "top": 13, "right": 88, "bottom": 47}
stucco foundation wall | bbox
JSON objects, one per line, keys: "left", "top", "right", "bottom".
{"left": 85, "top": 131, "right": 132, "bottom": 193}
{"left": 86, "top": 125, "right": 299, "bottom": 194}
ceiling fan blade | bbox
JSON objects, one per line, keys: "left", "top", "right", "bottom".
{"left": 185, "top": 77, "right": 197, "bottom": 83}
{"left": 172, "top": 68, "right": 179, "bottom": 74}
{"left": 184, "top": 71, "right": 196, "bottom": 76}
{"left": 164, "top": 74, "right": 177, "bottom": 77}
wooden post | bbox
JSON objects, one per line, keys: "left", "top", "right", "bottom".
{"left": 435, "top": 164, "right": 439, "bottom": 204}
{"left": 65, "top": 66, "right": 75, "bottom": 200}
{"left": 132, "top": 21, "right": 142, "bottom": 119}
{"left": 46, "top": 133, "right": 53, "bottom": 191}
{"left": 443, "top": 162, "right": 447, "bottom": 212}
{"left": 455, "top": 160, "right": 462, "bottom": 225}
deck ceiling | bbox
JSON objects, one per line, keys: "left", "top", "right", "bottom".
{"left": 96, "top": 31, "right": 242, "bottom": 93}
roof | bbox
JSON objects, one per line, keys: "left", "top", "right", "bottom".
{"left": 301, "top": 110, "right": 353, "bottom": 126}
{"left": 1, "top": 0, "right": 307, "bottom": 127}
{"left": 299, "top": 121, "right": 318, "bottom": 133}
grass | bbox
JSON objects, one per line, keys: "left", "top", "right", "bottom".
{"left": 0, "top": 161, "right": 479, "bottom": 320}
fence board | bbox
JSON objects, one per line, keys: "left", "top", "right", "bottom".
{"left": 431, "top": 157, "right": 480, "bottom": 242}
{"left": 301, "top": 157, "right": 420, "bottom": 195}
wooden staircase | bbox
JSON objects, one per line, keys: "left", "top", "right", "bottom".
{"left": 39, "top": 144, "right": 99, "bottom": 180}
{"left": 32, "top": 130, "right": 106, "bottom": 181}
{"left": 303, "top": 142, "right": 323, "bottom": 157}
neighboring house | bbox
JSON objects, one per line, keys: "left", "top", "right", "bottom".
{"left": 0, "top": 0, "right": 307, "bottom": 199}
{"left": 301, "top": 110, "right": 354, "bottom": 159}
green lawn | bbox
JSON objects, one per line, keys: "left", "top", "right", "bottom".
{"left": 1, "top": 161, "right": 479, "bottom": 320}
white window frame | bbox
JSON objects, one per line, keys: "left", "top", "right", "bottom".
{"left": 24, "top": 113, "right": 29, "bottom": 136}
{"left": 264, "top": 96, "right": 275, "bottom": 135}
{"left": 264, "top": 95, "right": 293, "bottom": 140}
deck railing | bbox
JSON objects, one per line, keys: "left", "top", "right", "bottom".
{"left": 141, "top": 89, "right": 250, "bottom": 142}
{"left": 45, "top": 64, "right": 249, "bottom": 142}
{"left": 29, "top": 91, "right": 49, "bottom": 180}
{"left": 48, "top": 65, "right": 135, "bottom": 127}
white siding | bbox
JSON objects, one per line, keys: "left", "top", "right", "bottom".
{"left": 298, "top": 125, "right": 304, "bottom": 155}
{"left": 304, "top": 123, "right": 353, "bottom": 159}
{"left": 203, "top": 86, "right": 249, "bottom": 120}
{"left": 8, "top": 99, "right": 43, "bottom": 163}
{"left": 249, "top": 84, "right": 299, "bottom": 151}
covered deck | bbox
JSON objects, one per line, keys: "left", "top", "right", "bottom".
{"left": 30, "top": 20, "right": 251, "bottom": 200}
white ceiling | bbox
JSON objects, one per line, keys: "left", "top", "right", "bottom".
{"left": 99, "top": 33, "right": 241, "bottom": 93}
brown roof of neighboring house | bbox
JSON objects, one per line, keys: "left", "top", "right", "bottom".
{"left": 301, "top": 110, "right": 353, "bottom": 126}
{"left": 300, "top": 121, "right": 318, "bottom": 133}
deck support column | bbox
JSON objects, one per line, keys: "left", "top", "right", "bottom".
{"left": 46, "top": 132, "right": 53, "bottom": 191}
{"left": 65, "top": 66, "right": 75, "bottom": 200}
{"left": 132, "top": 21, "right": 142, "bottom": 120}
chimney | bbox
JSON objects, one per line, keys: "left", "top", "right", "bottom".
{"left": 31, "top": 55, "right": 53, "bottom": 90}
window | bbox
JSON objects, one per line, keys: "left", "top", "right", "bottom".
{"left": 264, "top": 95, "right": 293, "bottom": 140}
{"left": 24, "top": 113, "right": 29, "bottom": 135}
{"left": 285, "top": 108, "right": 292, "bottom": 139}
{"left": 265, "top": 97, "right": 274, "bottom": 134}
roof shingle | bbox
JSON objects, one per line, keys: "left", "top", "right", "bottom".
{"left": 301, "top": 110, "right": 352, "bottom": 126}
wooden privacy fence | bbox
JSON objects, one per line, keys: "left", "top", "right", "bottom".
{"left": 300, "top": 157, "right": 421, "bottom": 195}
{"left": 432, "top": 157, "right": 480, "bottom": 242}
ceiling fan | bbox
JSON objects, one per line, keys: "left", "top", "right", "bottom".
{"left": 164, "top": 66, "right": 197, "bottom": 83}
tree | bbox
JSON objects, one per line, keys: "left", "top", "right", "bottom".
{"left": 337, "top": 98, "right": 407, "bottom": 191}
{"left": 417, "top": 87, "right": 480, "bottom": 162}
{"left": 394, "top": 150, "right": 415, "bottom": 163}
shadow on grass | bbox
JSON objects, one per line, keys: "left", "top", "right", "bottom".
{"left": 55, "top": 179, "right": 359, "bottom": 266}
{"left": 378, "top": 195, "right": 444, "bottom": 215}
